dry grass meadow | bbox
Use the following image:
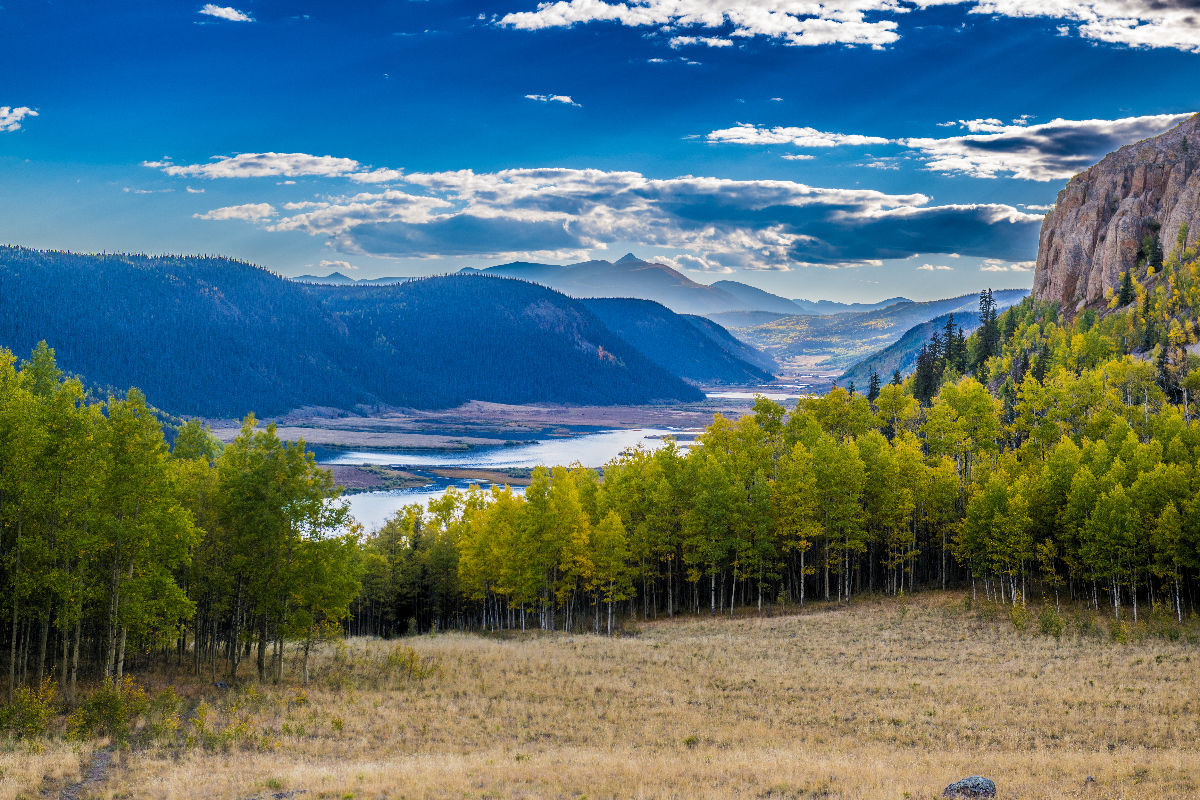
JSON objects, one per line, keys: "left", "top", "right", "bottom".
{"left": 9, "top": 594, "right": 1200, "bottom": 800}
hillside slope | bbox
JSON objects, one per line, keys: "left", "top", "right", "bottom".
{"left": 0, "top": 248, "right": 702, "bottom": 416}
{"left": 839, "top": 311, "right": 977, "bottom": 388}
{"left": 730, "top": 290, "right": 1028, "bottom": 371}
{"left": 580, "top": 297, "right": 775, "bottom": 384}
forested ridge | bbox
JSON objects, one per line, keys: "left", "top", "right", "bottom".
{"left": 0, "top": 247, "right": 715, "bottom": 415}
{"left": 579, "top": 297, "right": 776, "bottom": 384}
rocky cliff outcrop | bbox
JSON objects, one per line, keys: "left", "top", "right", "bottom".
{"left": 1033, "top": 113, "right": 1200, "bottom": 315}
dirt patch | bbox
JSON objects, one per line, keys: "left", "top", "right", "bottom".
{"left": 53, "top": 748, "right": 113, "bottom": 800}
{"left": 327, "top": 465, "right": 429, "bottom": 493}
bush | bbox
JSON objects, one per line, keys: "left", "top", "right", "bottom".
{"left": 0, "top": 677, "right": 58, "bottom": 739}
{"left": 1009, "top": 603, "right": 1032, "bottom": 631}
{"left": 67, "top": 676, "right": 149, "bottom": 745}
{"left": 385, "top": 644, "right": 437, "bottom": 681}
{"left": 1038, "top": 605, "right": 1065, "bottom": 638}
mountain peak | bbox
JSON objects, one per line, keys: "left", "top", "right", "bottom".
{"left": 615, "top": 253, "right": 644, "bottom": 265}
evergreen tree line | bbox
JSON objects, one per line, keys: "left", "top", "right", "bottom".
{"left": 0, "top": 343, "right": 359, "bottom": 698}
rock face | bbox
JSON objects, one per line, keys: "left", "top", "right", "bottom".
{"left": 942, "top": 776, "right": 997, "bottom": 799}
{"left": 1033, "top": 113, "right": 1200, "bottom": 316}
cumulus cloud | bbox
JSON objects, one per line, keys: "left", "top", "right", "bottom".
{"left": 199, "top": 4, "right": 253, "bottom": 22}
{"left": 916, "top": 263, "right": 953, "bottom": 271}
{"left": 319, "top": 259, "right": 358, "bottom": 271}
{"left": 707, "top": 123, "right": 890, "bottom": 148}
{"left": 980, "top": 259, "right": 1036, "bottom": 272}
{"left": 525, "top": 94, "right": 582, "bottom": 106}
{"left": 497, "top": 1, "right": 1200, "bottom": 52}
{"left": 171, "top": 158, "right": 1041, "bottom": 266}
{"left": 144, "top": 152, "right": 403, "bottom": 183}
{"left": 194, "top": 203, "right": 276, "bottom": 222}
{"left": 669, "top": 35, "right": 734, "bottom": 47}
{"left": 499, "top": 1, "right": 903, "bottom": 48}
{"left": 707, "top": 112, "right": 1193, "bottom": 180}
{"left": 0, "top": 106, "right": 37, "bottom": 132}
{"left": 902, "top": 112, "right": 1193, "bottom": 180}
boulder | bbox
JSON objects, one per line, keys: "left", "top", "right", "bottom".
{"left": 942, "top": 776, "right": 997, "bottom": 798}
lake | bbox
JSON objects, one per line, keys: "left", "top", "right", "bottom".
{"left": 334, "top": 427, "right": 696, "bottom": 531}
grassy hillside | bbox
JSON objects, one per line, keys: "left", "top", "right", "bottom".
{"left": 0, "top": 247, "right": 703, "bottom": 415}
{"left": 20, "top": 594, "right": 1198, "bottom": 800}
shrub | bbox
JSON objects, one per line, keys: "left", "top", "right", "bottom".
{"left": 385, "top": 644, "right": 437, "bottom": 681}
{"left": 67, "top": 676, "right": 149, "bottom": 745}
{"left": 1009, "top": 603, "right": 1032, "bottom": 631}
{"left": 1038, "top": 605, "right": 1065, "bottom": 638}
{"left": 0, "top": 677, "right": 58, "bottom": 739}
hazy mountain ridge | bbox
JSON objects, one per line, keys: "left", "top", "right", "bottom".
{"left": 0, "top": 247, "right": 721, "bottom": 415}
{"left": 465, "top": 254, "right": 804, "bottom": 316}
{"left": 292, "top": 272, "right": 410, "bottom": 286}
{"left": 730, "top": 289, "right": 1029, "bottom": 371}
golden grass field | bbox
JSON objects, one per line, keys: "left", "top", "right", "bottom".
{"left": 8, "top": 594, "right": 1200, "bottom": 800}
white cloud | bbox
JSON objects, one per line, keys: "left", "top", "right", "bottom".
{"left": 707, "top": 112, "right": 1194, "bottom": 181}
{"left": 176, "top": 161, "right": 1038, "bottom": 267}
{"left": 199, "top": 4, "right": 253, "bottom": 22}
{"left": 980, "top": 259, "right": 1036, "bottom": 272}
{"left": 525, "top": 94, "right": 582, "bottom": 106}
{"left": 782, "top": 154, "right": 815, "bottom": 160}
{"left": 916, "top": 263, "right": 953, "bottom": 271}
{"left": 499, "top": 1, "right": 903, "bottom": 48}
{"left": 707, "top": 123, "right": 891, "bottom": 148}
{"left": 0, "top": 106, "right": 37, "bottom": 132}
{"left": 144, "top": 152, "right": 403, "bottom": 183}
{"left": 186, "top": 186, "right": 206, "bottom": 193}
{"left": 319, "top": 259, "right": 358, "bottom": 271}
{"left": 902, "top": 112, "right": 1193, "bottom": 180}
{"left": 194, "top": 203, "right": 276, "bottom": 222}
{"left": 498, "top": 1, "right": 1200, "bottom": 51}
{"left": 669, "top": 35, "right": 734, "bottom": 47}
{"left": 659, "top": 253, "right": 736, "bottom": 273}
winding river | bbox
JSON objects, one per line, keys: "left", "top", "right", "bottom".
{"left": 333, "top": 427, "right": 696, "bottom": 531}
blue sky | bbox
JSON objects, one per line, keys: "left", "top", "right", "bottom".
{"left": 2, "top": 1, "right": 1198, "bottom": 301}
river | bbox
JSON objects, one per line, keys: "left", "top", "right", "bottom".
{"left": 333, "top": 427, "right": 696, "bottom": 532}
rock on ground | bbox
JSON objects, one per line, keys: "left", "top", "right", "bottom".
{"left": 942, "top": 775, "right": 997, "bottom": 799}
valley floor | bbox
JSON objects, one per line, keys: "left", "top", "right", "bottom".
{"left": 15, "top": 594, "right": 1199, "bottom": 800}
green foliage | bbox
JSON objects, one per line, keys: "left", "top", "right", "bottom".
{"left": 67, "top": 676, "right": 149, "bottom": 745}
{"left": 1038, "top": 605, "right": 1065, "bottom": 638}
{"left": 0, "top": 677, "right": 58, "bottom": 739}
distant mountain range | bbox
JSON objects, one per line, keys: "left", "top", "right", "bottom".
{"left": 0, "top": 247, "right": 776, "bottom": 417}
{"left": 292, "top": 271, "right": 410, "bottom": 286}
{"left": 460, "top": 254, "right": 903, "bottom": 318}
{"left": 728, "top": 290, "right": 1030, "bottom": 372}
